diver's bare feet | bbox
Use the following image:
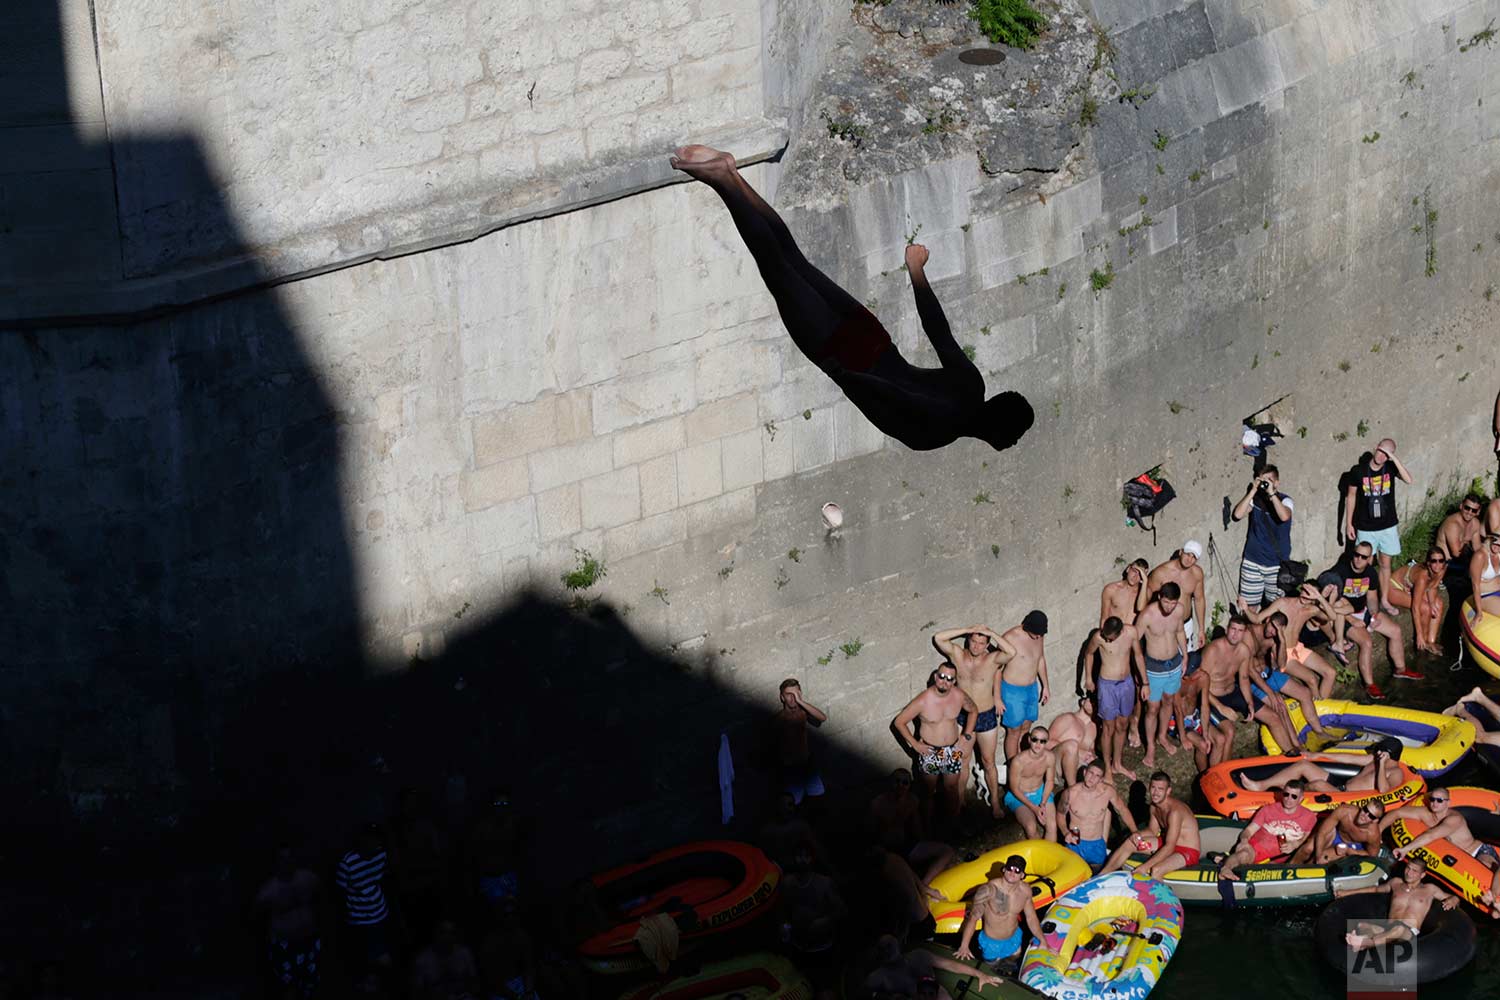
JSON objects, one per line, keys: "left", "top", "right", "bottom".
{"left": 669, "top": 144, "right": 737, "bottom": 183}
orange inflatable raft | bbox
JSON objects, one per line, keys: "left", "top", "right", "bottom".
{"left": 1200, "top": 753, "right": 1423, "bottom": 820}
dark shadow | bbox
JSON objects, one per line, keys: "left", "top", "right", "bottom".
{"left": 1, "top": 5, "right": 901, "bottom": 995}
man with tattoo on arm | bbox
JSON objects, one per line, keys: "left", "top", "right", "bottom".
{"left": 954, "top": 855, "right": 1045, "bottom": 969}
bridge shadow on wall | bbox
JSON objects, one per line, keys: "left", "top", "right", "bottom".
{"left": 1, "top": 2, "right": 890, "bottom": 994}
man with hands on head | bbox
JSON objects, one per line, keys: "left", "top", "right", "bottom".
{"left": 932, "top": 624, "right": 1016, "bottom": 820}
{"left": 1343, "top": 438, "right": 1414, "bottom": 617}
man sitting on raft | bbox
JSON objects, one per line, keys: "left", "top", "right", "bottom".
{"left": 1290, "top": 798, "right": 1385, "bottom": 865}
{"left": 1061, "top": 760, "right": 1138, "bottom": 869}
{"left": 1384, "top": 786, "right": 1500, "bottom": 918}
{"left": 1239, "top": 740, "right": 1404, "bottom": 794}
{"left": 1099, "top": 771, "right": 1202, "bottom": 878}
{"left": 1216, "top": 779, "right": 1316, "bottom": 880}
{"left": 954, "top": 854, "right": 1046, "bottom": 969}
{"left": 669, "top": 146, "right": 1033, "bottom": 452}
{"left": 1337, "top": 859, "right": 1457, "bottom": 952}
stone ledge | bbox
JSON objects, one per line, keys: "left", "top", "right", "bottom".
{"left": 1, "top": 117, "right": 788, "bottom": 328}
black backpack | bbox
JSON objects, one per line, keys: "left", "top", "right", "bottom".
{"left": 1123, "top": 469, "right": 1176, "bottom": 545}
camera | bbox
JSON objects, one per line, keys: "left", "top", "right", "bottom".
{"left": 1256, "top": 479, "right": 1270, "bottom": 492}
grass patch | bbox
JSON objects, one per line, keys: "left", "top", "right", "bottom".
{"left": 1089, "top": 262, "right": 1115, "bottom": 292}
{"left": 561, "top": 550, "right": 607, "bottom": 590}
{"left": 970, "top": 0, "right": 1048, "bottom": 49}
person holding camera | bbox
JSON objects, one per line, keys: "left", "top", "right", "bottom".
{"left": 1232, "top": 464, "right": 1293, "bottom": 609}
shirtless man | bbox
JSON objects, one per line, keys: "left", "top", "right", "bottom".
{"left": 1100, "top": 559, "right": 1151, "bottom": 749}
{"left": 1216, "top": 780, "right": 1317, "bottom": 879}
{"left": 1290, "top": 798, "right": 1385, "bottom": 865}
{"left": 933, "top": 624, "right": 1016, "bottom": 819}
{"left": 1238, "top": 585, "right": 1339, "bottom": 699}
{"left": 868, "top": 770, "right": 956, "bottom": 884}
{"left": 774, "top": 678, "right": 829, "bottom": 804}
{"left": 1204, "top": 613, "right": 1303, "bottom": 755}
{"left": 1082, "top": 617, "right": 1147, "bottom": 780}
{"left": 1243, "top": 743, "right": 1403, "bottom": 794}
{"left": 1245, "top": 610, "right": 1330, "bottom": 741}
{"left": 256, "top": 844, "right": 322, "bottom": 1000}
{"left": 1386, "top": 786, "right": 1500, "bottom": 915}
{"left": 1006, "top": 726, "right": 1059, "bottom": 841}
{"left": 1437, "top": 493, "right": 1486, "bottom": 563}
{"left": 1192, "top": 617, "right": 1256, "bottom": 767}
{"left": 1136, "top": 583, "right": 1190, "bottom": 767}
{"left": 1047, "top": 695, "right": 1099, "bottom": 788}
{"left": 1338, "top": 859, "right": 1458, "bottom": 952}
{"left": 953, "top": 854, "right": 1046, "bottom": 968}
{"left": 1148, "top": 542, "right": 1207, "bottom": 652}
{"left": 1100, "top": 771, "right": 1202, "bottom": 878}
{"left": 893, "top": 665, "right": 978, "bottom": 831}
{"left": 999, "top": 611, "right": 1051, "bottom": 762}
{"left": 1100, "top": 559, "right": 1151, "bottom": 627}
{"left": 1061, "top": 760, "right": 1137, "bottom": 869}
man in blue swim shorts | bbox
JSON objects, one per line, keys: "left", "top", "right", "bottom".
{"left": 1004, "top": 726, "right": 1058, "bottom": 841}
{"left": 954, "top": 854, "right": 1045, "bottom": 968}
{"left": 1136, "top": 582, "right": 1190, "bottom": 768}
{"left": 933, "top": 623, "right": 1016, "bottom": 820}
{"left": 1062, "top": 760, "right": 1138, "bottom": 869}
{"left": 999, "top": 610, "right": 1051, "bottom": 761}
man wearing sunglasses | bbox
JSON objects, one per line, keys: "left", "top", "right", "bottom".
{"left": 1316, "top": 541, "right": 1416, "bottom": 699}
{"left": 893, "top": 665, "right": 979, "bottom": 834}
{"left": 954, "top": 854, "right": 1045, "bottom": 968}
{"left": 1437, "top": 493, "right": 1486, "bottom": 564}
{"left": 1217, "top": 780, "right": 1316, "bottom": 880}
{"left": 1290, "top": 798, "right": 1385, "bottom": 865}
{"left": 1005, "top": 726, "right": 1059, "bottom": 842}
{"left": 1342, "top": 438, "right": 1415, "bottom": 616}
{"left": 1384, "top": 786, "right": 1500, "bottom": 914}
{"left": 1337, "top": 858, "right": 1458, "bottom": 954}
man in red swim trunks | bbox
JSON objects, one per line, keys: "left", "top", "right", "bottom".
{"left": 670, "top": 145, "right": 1033, "bottom": 452}
{"left": 1100, "top": 771, "right": 1202, "bottom": 876}
{"left": 1216, "top": 779, "right": 1317, "bottom": 880}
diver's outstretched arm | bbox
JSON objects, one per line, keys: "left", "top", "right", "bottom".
{"left": 907, "top": 246, "right": 980, "bottom": 385}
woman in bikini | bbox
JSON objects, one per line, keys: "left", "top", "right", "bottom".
{"left": 1471, "top": 533, "right": 1500, "bottom": 624}
{"left": 1388, "top": 547, "right": 1448, "bottom": 654}
{"left": 669, "top": 145, "right": 1033, "bottom": 452}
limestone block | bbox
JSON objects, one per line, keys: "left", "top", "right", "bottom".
{"left": 465, "top": 495, "right": 538, "bottom": 554}
{"left": 407, "top": 92, "right": 468, "bottom": 133}
{"left": 792, "top": 407, "right": 836, "bottom": 472}
{"left": 576, "top": 75, "right": 670, "bottom": 127}
{"left": 614, "top": 417, "right": 686, "bottom": 466}
{"left": 640, "top": 453, "right": 680, "bottom": 516}
{"left": 1166, "top": 2, "right": 1218, "bottom": 68}
{"left": 669, "top": 46, "right": 761, "bottom": 96}
{"left": 1208, "top": 35, "right": 1287, "bottom": 115}
{"left": 833, "top": 401, "right": 887, "bottom": 462}
{"left": 721, "top": 428, "right": 766, "bottom": 490}
{"left": 606, "top": 509, "right": 688, "bottom": 560}
{"left": 693, "top": 334, "right": 780, "bottom": 401}
{"left": 528, "top": 437, "right": 615, "bottom": 493}
{"left": 472, "top": 390, "right": 592, "bottom": 465}
{"left": 536, "top": 482, "right": 583, "bottom": 540}
{"left": 972, "top": 314, "right": 1037, "bottom": 373}
{"left": 614, "top": 1, "right": 665, "bottom": 43}
{"left": 677, "top": 440, "right": 725, "bottom": 505}
{"left": 1149, "top": 205, "right": 1180, "bottom": 254}
{"left": 683, "top": 485, "right": 756, "bottom": 538}
{"left": 581, "top": 466, "right": 643, "bottom": 529}
{"left": 536, "top": 130, "right": 588, "bottom": 170}
{"left": 592, "top": 366, "right": 697, "bottom": 434}
{"left": 762, "top": 423, "right": 796, "bottom": 481}
{"left": 460, "top": 457, "right": 530, "bottom": 512}
{"left": 580, "top": 48, "right": 634, "bottom": 83}
{"left": 686, "top": 392, "right": 760, "bottom": 444}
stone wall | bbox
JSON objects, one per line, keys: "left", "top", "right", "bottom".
{"left": 5, "top": 0, "right": 1500, "bottom": 973}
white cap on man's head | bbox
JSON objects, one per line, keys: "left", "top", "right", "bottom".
{"left": 1182, "top": 539, "right": 1204, "bottom": 558}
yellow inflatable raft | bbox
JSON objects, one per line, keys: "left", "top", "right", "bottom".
{"left": 1462, "top": 597, "right": 1500, "bottom": 680}
{"left": 928, "top": 839, "right": 1093, "bottom": 935}
{"left": 1260, "top": 698, "right": 1474, "bottom": 778}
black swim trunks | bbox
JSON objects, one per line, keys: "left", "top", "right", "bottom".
{"left": 813, "top": 306, "right": 893, "bottom": 373}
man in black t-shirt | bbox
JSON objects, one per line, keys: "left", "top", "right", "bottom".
{"left": 1342, "top": 438, "right": 1414, "bottom": 616}
{"left": 1316, "top": 541, "right": 1415, "bottom": 700}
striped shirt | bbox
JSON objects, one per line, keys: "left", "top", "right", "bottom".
{"left": 334, "top": 850, "right": 388, "bottom": 926}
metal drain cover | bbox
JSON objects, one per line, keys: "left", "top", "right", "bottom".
{"left": 958, "top": 48, "right": 1006, "bottom": 65}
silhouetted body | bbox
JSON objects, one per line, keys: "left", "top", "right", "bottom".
{"left": 670, "top": 145, "right": 1033, "bottom": 452}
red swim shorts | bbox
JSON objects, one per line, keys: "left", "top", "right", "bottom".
{"left": 813, "top": 307, "right": 892, "bottom": 373}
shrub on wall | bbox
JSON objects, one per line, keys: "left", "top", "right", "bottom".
{"left": 969, "top": 0, "right": 1048, "bottom": 49}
